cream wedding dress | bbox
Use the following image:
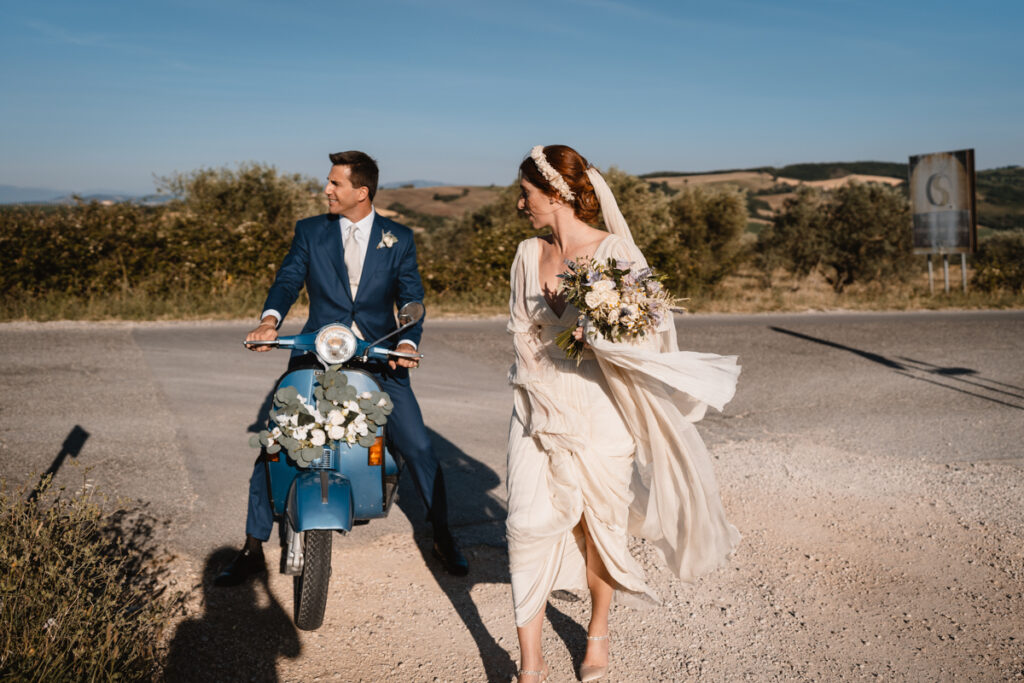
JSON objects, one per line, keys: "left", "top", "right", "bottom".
{"left": 505, "top": 234, "right": 741, "bottom": 626}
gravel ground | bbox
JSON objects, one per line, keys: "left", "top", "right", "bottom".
{"left": 163, "top": 433, "right": 1024, "bottom": 682}
{"left": 3, "top": 317, "right": 1020, "bottom": 681}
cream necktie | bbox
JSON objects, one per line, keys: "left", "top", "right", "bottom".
{"left": 344, "top": 223, "right": 362, "bottom": 297}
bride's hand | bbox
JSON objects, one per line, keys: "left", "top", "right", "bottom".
{"left": 571, "top": 326, "right": 592, "bottom": 348}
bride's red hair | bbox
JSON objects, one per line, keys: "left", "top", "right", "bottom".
{"left": 519, "top": 145, "right": 601, "bottom": 223}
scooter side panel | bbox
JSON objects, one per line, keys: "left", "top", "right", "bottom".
{"left": 336, "top": 437, "right": 384, "bottom": 519}
{"left": 286, "top": 471, "right": 354, "bottom": 532}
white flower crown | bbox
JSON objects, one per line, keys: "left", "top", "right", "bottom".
{"left": 530, "top": 145, "right": 576, "bottom": 202}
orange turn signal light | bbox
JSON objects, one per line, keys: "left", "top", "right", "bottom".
{"left": 368, "top": 436, "right": 384, "bottom": 467}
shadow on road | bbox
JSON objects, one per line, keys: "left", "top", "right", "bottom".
{"left": 546, "top": 600, "right": 589, "bottom": 673}
{"left": 771, "top": 326, "right": 1024, "bottom": 410}
{"left": 165, "top": 547, "right": 300, "bottom": 683}
{"left": 396, "top": 427, "right": 515, "bottom": 682}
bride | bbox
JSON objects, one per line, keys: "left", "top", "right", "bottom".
{"left": 505, "top": 145, "right": 741, "bottom": 682}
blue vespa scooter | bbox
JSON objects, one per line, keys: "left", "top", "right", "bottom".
{"left": 244, "top": 302, "right": 424, "bottom": 630}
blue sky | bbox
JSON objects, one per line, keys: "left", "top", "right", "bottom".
{"left": 2, "top": 0, "right": 1021, "bottom": 194}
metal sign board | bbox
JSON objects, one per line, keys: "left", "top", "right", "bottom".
{"left": 908, "top": 149, "right": 976, "bottom": 254}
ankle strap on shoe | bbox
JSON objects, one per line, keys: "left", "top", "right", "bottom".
{"left": 587, "top": 634, "right": 609, "bottom": 640}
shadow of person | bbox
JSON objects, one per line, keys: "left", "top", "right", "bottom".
{"left": 545, "top": 601, "right": 588, "bottom": 674}
{"left": 165, "top": 547, "right": 301, "bottom": 682}
{"left": 394, "top": 428, "right": 516, "bottom": 682}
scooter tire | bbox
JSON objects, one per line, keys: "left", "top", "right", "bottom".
{"left": 294, "top": 529, "right": 332, "bottom": 631}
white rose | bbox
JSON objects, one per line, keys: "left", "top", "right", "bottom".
{"left": 310, "top": 429, "right": 326, "bottom": 446}
{"left": 328, "top": 424, "right": 345, "bottom": 440}
{"left": 343, "top": 400, "right": 360, "bottom": 413}
{"left": 591, "top": 279, "right": 615, "bottom": 293}
{"left": 585, "top": 290, "right": 604, "bottom": 309}
{"left": 293, "top": 426, "right": 309, "bottom": 441}
{"left": 328, "top": 410, "right": 344, "bottom": 425}
{"left": 601, "top": 290, "right": 620, "bottom": 308}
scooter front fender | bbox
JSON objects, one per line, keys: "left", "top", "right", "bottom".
{"left": 285, "top": 471, "right": 354, "bottom": 533}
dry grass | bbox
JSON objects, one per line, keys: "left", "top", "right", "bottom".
{"left": 645, "top": 171, "right": 777, "bottom": 192}
{"left": 375, "top": 185, "right": 505, "bottom": 220}
{"left": 776, "top": 174, "right": 905, "bottom": 190}
{"left": 692, "top": 265, "right": 1024, "bottom": 314}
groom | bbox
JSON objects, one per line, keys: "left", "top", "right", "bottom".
{"left": 215, "top": 150, "right": 468, "bottom": 585}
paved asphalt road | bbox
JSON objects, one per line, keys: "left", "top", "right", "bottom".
{"left": 1, "top": 311, "right": 1021, "bottom": 563}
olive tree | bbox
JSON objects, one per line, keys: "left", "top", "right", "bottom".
{"left": 757, "top": 182, "right": 914, "bottom": 292}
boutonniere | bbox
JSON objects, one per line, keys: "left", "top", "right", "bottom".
{"left": 377, "top": 231, "right": 398, "bottom": 249}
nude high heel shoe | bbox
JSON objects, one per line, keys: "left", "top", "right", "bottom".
{"left": 579, "top": 634, "right": 609, "bottom": 682}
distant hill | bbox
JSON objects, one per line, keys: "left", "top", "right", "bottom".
{"left": 640, "top": 161, "right": 907, "bottom": 181}
{"left": 642, "top": 162, "right": 1024, "bottom": 232}
{"left": 379, "top": 180, "right": 451, "bottom": 190}
{"left": 0, "top": 185, "right": 67, "bottom": 204}
{"left": 0, "top": 185, "right": 170, "bottom": 206}
{"left": 976, "top": 165, "right": 1024, "bottom": 231}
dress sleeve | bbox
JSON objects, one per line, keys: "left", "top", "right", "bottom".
{"left": 507, "top": 239, "right": 549, "bottom": 385}
{"left": 507, "top": 239, "right": 586, "bottom": 458}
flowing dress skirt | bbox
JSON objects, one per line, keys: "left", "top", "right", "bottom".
{"left": 506, "top": 355, "right": 657, "bottom": 626}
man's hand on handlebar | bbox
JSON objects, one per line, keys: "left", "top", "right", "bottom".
{"left": 389, "top": 342, "right": 420, "bottom": 370}
{"left": 246, "top": 317, "right": 279, "bottom": 352}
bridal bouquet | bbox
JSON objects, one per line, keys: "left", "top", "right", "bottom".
{"left": 250, "top": 367, "right": 393, "bottom": 467}
{"left": 555, "top": 256, "right": 675, "bottom": 365}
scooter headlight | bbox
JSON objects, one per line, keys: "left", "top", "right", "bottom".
{"left": 315, "top": 325, "right": 357, "bottom": 365}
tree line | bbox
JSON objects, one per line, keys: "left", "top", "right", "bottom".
{"left": 1, "top": 162, "right": 1021, "bottom": 320}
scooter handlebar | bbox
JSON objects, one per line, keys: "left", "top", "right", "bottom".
{"left": 363, "top": 346, "right": 423, "bottom": 361}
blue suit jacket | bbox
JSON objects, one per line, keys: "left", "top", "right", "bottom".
{"left": 263, "top": 212, "right": 425, "bottom": 351}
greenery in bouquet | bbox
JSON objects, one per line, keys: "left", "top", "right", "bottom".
{"left": 250, "top": 367, "right": 394, "bottom": 467}
{"left": 555, "top": 256, "right": 675, "bottom": 364}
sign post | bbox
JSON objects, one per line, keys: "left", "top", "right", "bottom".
{"left": 908, "top": 149, "right": 976, "bottom": 293}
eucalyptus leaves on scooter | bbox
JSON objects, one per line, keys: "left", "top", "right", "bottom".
{"left": 241, "top": 302, "right": 425, "bottom": 631}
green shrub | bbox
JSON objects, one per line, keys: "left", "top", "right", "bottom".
{"left": 418, "top": 184, "right": 531, "bottom": 302}
{"left": 643, "top": 184, "right": 749, "bottom": 295}
{"left": 0, "top": 163, "right": 323, "bottom": 320}
{"left": 416, "top": 168, "right": 749, "bottom": 302}
{"left": 0, "top": 478, "right": 183, "bottom": 680}
{"left": 757, "top": 182, "right": 914, "bottom": 292}
{"left": 432, "top": 188, "right": 469, "bottom": 203}
{"left": 972, "top": 230, "right": 1024, "bottom": 292}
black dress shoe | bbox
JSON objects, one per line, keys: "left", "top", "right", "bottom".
{"left": 432, "top": 536, "right": 469, "bottom": 576}
{"left": 213, "top": 544, "right": 267, "bottom": 586}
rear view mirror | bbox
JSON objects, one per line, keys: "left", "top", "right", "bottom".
{"left": 397, "top": 302, "right": 425, "bottom": 328}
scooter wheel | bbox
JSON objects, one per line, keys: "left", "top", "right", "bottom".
{"left": 294, "top": 529, "right": 332, "bottom": 630}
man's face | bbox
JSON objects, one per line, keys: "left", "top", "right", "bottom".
{"left": 324, "top": 165, "right": 367, "bottom": 217}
